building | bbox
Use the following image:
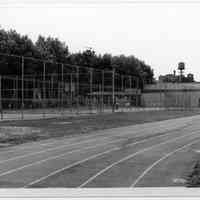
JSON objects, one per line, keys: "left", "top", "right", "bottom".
{"left": 88, "top": 88, "right": 141, "bottom": 106}
{"left": 159, "top": 74, "right": 177, "bottom": 83}
{"left": 141, "top": 82, "right": 200, "bottom": 108}
{"left": 159, "top": 62, "right": 194, "bottom": 83}
{"left": 159, "top": 73, "right": 194, "bottom": 83}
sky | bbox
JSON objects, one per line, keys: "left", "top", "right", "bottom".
{"left": 1, "top": 1, "right": 200, "bottom": 80}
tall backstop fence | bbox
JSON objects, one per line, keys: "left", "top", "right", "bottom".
{"left": 0, "top": 53, "right": 141, "bottom": 120}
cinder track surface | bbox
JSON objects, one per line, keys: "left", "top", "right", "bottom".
{"left": 0, "top": 115, "right": 200, "bottom": 187}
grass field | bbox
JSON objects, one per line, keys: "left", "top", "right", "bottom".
{"left": 0, "top": 109, "right": 200, "bottom": 147}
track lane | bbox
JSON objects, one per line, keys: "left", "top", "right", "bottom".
{"left": 0, "top": 122, "right": 194, "bottom": 187}
{"left": 24, "top": 128, "right": 200, "bottom": 187}
{"left": 79, "top": 134, "right": 200, "bottom": 187}
{"left": 130, "top": 139, "right": 200, "bottom": 187}
{"left": 0, "top": 122, "right": 192, "bottom": 186}
{"left": 133, "top": 140, "right": 200, "bottom": 187}
{"left": 0, "top": 115, "right": 199, "bottom": 187}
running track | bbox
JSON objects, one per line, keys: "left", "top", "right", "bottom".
{"left": 0, "top": 115, "right": 200, "bottom": 187}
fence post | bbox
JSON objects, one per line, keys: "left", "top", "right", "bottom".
{"left": 21, "top": 56, "right": 24, "bottom": 120}
{"left": 101, "top": 70, "right": 104, "bottom": 113}
{"left": 135, "top": 77, "right": 138, "bottom": 108}
{"left": 129, "top": 76, "right": 132, "bottom": 110}
{"left": 43, "top": 62, "right": 46, "bottom": 117}
{"left": 112, "top": 68, "right": 115, "bottom": 113}
{"left": 121, "top": 75, "right": 124, "bottom": 91}
{"left": 16, "top": 76, "right": 18, "bottom": 110}
{"left": 43, "top": 62, "right": 46, "bottom": 118}
{"left": 0, "top": 76, "right": 3, "bottom": 120}
{"left": 70, "top": 73, "right": 73, "bottom": 113}
{"left": 89, "top": 68, "right": 93, "bottom": 113}
{"left": 61, "top": 64, "right": 64, "bottom": 115}
{"left": 76, "top": 66, "right": 79, "bottom": 114}
{"left": 129, "top": 75, "right": 132, "bottom": 89}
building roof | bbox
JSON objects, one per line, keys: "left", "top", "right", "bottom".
{"left": 144, "top": 82, "right": 200, "bottom": 92}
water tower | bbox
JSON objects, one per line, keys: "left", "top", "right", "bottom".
{"left": 178, "top": 62, "right": 185, "bottom": 82}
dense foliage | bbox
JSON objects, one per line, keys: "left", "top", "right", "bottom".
{"left": 0, "top": 27, "right": 154, "bottom": 84}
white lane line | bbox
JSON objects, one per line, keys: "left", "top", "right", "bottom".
{"left": 0, "top": 122, "right": 184, "bottom": 163}
{"left": 0, "top": 138, "right": 126, "bottom": 178}
{"left": 0, "top": 126, "right": 184, "bottom": 179}
{"left": 0, "top": 135, "right": 115, "bottom": 164}
{"left": 26, "top": 130, "right": 200, "bottom": 187}
{"left": 24, "top": 148, "right": 120, "bottom": 187}
{"left": 78, "top": 132, "right": 200, "bottom": 188}
{"left": 130, "top": 139, "right": 200, "bottom": 187}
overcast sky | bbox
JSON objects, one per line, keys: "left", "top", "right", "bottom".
{"left": 1, "top": 1, "right": 200, "bottom": 80}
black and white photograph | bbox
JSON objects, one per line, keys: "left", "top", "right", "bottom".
{"left": 0, "top": 0, "right": 200, "bottom": 199}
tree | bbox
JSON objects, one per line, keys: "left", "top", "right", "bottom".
{"left": 0, "top": 26, "right": 154, "bottom": 84}
{"left": 35, "top": 35, "right": 69, "bottom": 62}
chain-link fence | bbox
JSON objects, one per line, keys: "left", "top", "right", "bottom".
{"left": 0, "top": 54, "right": 141, "bottom": 120}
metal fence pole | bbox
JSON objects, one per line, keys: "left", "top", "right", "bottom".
{"left": 70, "top": 73, "right": 73, "bottom": 113}
{"left": 101, "top": 70, "right": 104, "bottom": 113}
{"left": 89, "top": 68, "right": 93, "bottom": 113}
{"left": 175, "top": 83, "right": 178, "bottom": 109}
{"left": 21, "top": 56, "right": 24, "bottom": 120}
{"left": 136, "top": 77, "right": 139, "bottom": 108}
{"left": 43, "top": 62, "right": 46, "bottom": 118}
{"left": 129, "top": 75, "right": 132, "bottom": 89}
{"left": 130, "top": 76, "right": 132, "bottom": 110}
{"left": 121, "top": 75, "right": 124, "bottom": 112}
{"left": 51, "top": 74, "right": 54, "bottom": 109}
{"left": 32, "top": 77, "right": 35, "bottom": 109}
{"left": 0, "top": 76, "right": 3, "bottom": 120}
{"left": 159, "top": 82, "right": 162, "bottom": 109}
{"left": 121, "top": 75, "right": 124, "bottom": 91}
{"left": 15, "top": 76, "right": 18, "bottom": 110}
{"left": 76, "top": 66, "right": 79, "bottom": 114}
{"left": 112, "top": 68, "right": 115, "bottom": 113}
{"left": 61, "top": 64, "right": 64, "bottom": 115}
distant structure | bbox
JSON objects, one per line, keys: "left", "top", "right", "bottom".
{"left": 178, "top": 62, "right": 185, "bottom": 82}
{"left": 159, "top": 62, "right": 194, "bottom": 83}
{"left": 142, "top": 62, "right": 198, "bottom": 108}
{"left": 141, "top": 82, "right": 200, "bottom": 108}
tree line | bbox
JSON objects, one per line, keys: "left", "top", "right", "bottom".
{"left": 0, "top": 27, "right": 154, "bottom": 84}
